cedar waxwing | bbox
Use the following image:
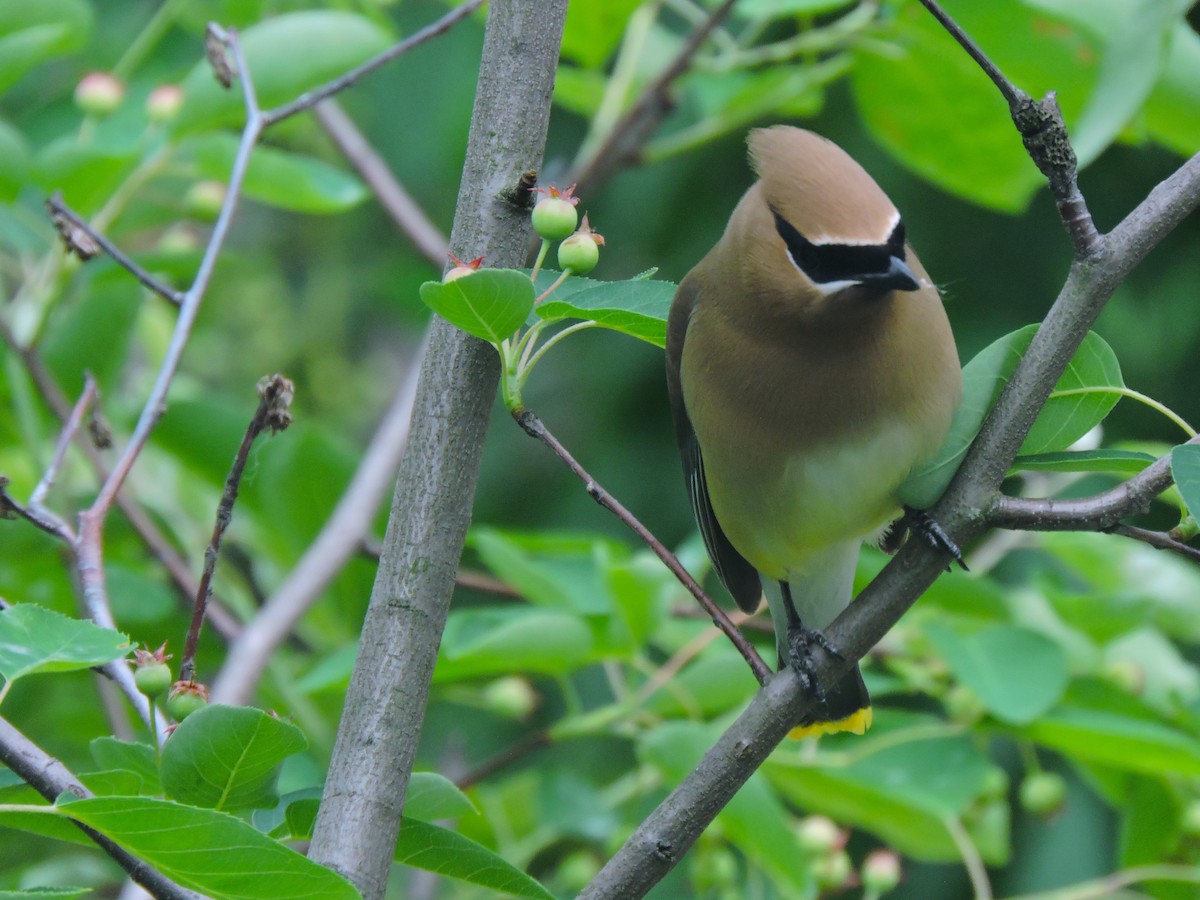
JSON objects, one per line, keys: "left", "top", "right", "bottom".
{"left": 666, "top": 126, "right": 961, "bottom": 738}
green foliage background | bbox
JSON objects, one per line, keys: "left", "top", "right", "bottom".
{"left": 1, "top": 0, "right": 1200, "bottom": 897}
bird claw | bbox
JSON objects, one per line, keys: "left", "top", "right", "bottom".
{"left": 786, "top": 625, "right": 843, "bottom": 702}
{"left": 903, "top": 506, "right": 968, "bottom": 571}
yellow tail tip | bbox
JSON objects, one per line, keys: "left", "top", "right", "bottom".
{"left": 788, "top": 707, "right": 873, "bottom": 740}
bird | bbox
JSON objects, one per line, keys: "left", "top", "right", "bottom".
{"left": 665, "top": 126, "right": 961, "bottom": 738}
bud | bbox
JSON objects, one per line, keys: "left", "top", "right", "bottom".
{"left": 443, "top": 253, "right": 484, "bottom": 283}
{"left": 184, "top": 180, "right": 227, "bottom": 222}
{"left": 861, "top": 849, "right": 902, "bottom": 894}
{"left": 1019, "top": 771, "right": 1066, "bottom": 816}
{"left": 943, "top": 683, "right": 985, "bottom": 724}
{"left": 481, "top": 676, "right": 538, "bottom": 720}
{"left": 813, "top": 850, "right": 852, "bottom": 890}
{"left": 146, "top": 84, "right": 183, "bottom": 124}
{"left": 75, "top": 72, "right": 124, "bottom": 116}
{"left": 796, "top": 815, "right": 841, "bottom": 856}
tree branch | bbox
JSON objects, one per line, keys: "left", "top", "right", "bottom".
{"left": 0, "top": 715, "right": 202, "bottom": 900}
{"left": 514, "top": 408, "right": 772, "bottom": 684}
{"left": 306, "top": 3, "right": 570, "bottom": 897}
{"left": 314, "top": 100, "right": 449, "bottom": 267}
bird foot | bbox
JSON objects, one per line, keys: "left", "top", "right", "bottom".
{"left": 786, "top": 625, "right": 844, "bottom": 702}
{"left": 903, "top": 506, "right": 967, "bottom": 571}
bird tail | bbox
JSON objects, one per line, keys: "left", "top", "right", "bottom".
{"left": 788, "top": 664, "right": 872, "bottom": 739}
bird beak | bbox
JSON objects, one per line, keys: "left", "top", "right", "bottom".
{"left": 858, "top": 255, "right": 919, "bottom": 292}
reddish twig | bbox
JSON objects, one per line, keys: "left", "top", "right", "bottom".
{"left": 180, "top": 375, "right": 293, "bottom": 683}
{"left": 29, "top": 373, "right": 99, "bottom": 512}
{"left": 513, "top": 408, "right": 772, "bottom": 685}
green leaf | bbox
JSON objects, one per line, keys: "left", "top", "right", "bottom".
{"left": 469, "top": 527, "right": 613, "bottom": 614}
{"left": 160, "top": 705, "right": 308, "bottom": 811}
{"left": 1069, "top": 0, "right": 1182, "bottom": 165}
{"left": 278, "top": 798, "right": 552, "bottom": 900}
{"left": 50, "top": 796, "right": 360, "bottom": 900}
{"left": 1144, "top": 21, "right": 1200, "bottom": 155}
{"left": 1171, "top": 443, "right": 1200, "bottom": 517}
{"left": 176, "top": 11, "right": 391, "bottom": 133}
{"left": 90, "top": 739, "right": 162, "bottom": 796}
{"left": 1012, "top": 448, "right": 1157, "bottom": 475}
{"left": 186, "top": 134, "right": 368, "bottom": 214}
{"left": 1022, "top": 680, "right": 1200, "bottom": 776}
{"left": 395, "top": 818, "right": 555, "bottom": 900}
{"left": 1119, "top": 776, "right": 1181, "bottom": 868}
{"left": 766, "top": 714, "right": 1002, "bottom": 863}
{"left": 853, "top": 3, "right": 1102, "bottom": 211}
{"left": 0, "top": 117, "right": 30, "bottom": 201}
{"left": 435, "top": 608, "right": 594, "bottom": 682}
{"left": 0, "top": 0, "right": 92, "bottom": 95}
{"left": 405, "top": 772, "right": 477, "bottom": 820}
{"left": 0, "top": 604, "right": 129, "bottom": 684}
{"left": 420, "top": 270, "right": 535, "bottom": 344}
{"left": 643, "top": 649, "right": 759, "bottom": 720}
{"left": 923, "top": 623, "right": 1069, "bottom": 724}
{"left": 0, "top": 783, "right": 92, "bottom": 846}
{"left": 536, "top": 275, "right": 676, "bottom": 347}
{"left": 1021, "top": 331, "right": 1124, "bottom": 455}
{"left": 899, "top": 326, "right": 1124, "bottom": 508}
{"left": 561, "top": 0, "right": 641, "bottom": 67}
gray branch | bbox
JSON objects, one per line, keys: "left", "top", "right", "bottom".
{"left": 305, "top": 2, "right": 569, "bottom": 898}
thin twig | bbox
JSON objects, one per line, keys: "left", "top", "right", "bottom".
{"left": 943, "top": 814, "right": 993, "bottom": 900}
{"left": 210, "top": 357, "right": 419, "bottom": 705}
{"left": 567, "top": 0, "right": 739, "bottom": 193}
{"left": 513, "top": 408, "right": 772, "bottom": 685}
{"left": 1106, "top": 524, "right": 1200, "bottom": 563}
{"left": 180, "top": 375, "right": 293, "bottom": 683}
{"left": 262, "top": 0, "right": 485, "bottom": 125}
{"left": 314, "top": 100, "right": 449, "bottom": 267}
{"left": 0, "top": 478, "right": 74, "bottom": 542}
{"left": 0, "top": 320, "right": 241, "bottom": 639}
{"left": 45, "top": 193, "right": 183, "bottom": 306}
{"left": 454, "top": 730, "right": 551, "bottom": 791}
{"left": 1004, "top": 864, "right": 1200, "bottom": 900}
{"left": 29, "top": 373, "right": 98, "bottom": 509}
{"left": 989, "top": 437, "right": 1195, "bottom": 531}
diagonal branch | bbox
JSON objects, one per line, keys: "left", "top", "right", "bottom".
{"left": 514, "top": 408, "right": 772, "bottom": 684}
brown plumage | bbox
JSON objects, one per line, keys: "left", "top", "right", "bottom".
{"left": 666, "top": 126, "right": 961, "bottom": 736}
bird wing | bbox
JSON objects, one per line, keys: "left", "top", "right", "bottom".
{"left": 666, "top": 276, "right": 763, "bottom": 613}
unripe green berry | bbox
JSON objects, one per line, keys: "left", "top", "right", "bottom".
{"left": 1103, "top": 659, "right": 1144, "bottom": 694}
{"left": 146, "top": 84, "right": 183, "bottom": 124}
{"left": 184, "top": 180, "right": 226, "bottom": 222}
{"left": 796, "top": 815, "right": 841, "bottom": 856}
{"left": 167, "top": 681, "right": 209, "bottom": 722}
{"left": 558, "top": 233, "right": 600, "bottom": 275}
{"left": 556, "top": 850, "right": 600, "bottom": 893}
{"left": 532, "top": 197, "right": 579, "bottom": 241}
{"left": 1182, "top": 800, "right": 1200, "bottom": 837}
{"left": 691, "top": 845, "right": 738, "bottom": 891}
{"left": 861, "top": 849, "right": 902, "bottom": 894}
{"left": 75, "top": 72, "right": 124, "bottom": 116}
{"left": 813, "top": 850, "right": 852, "bottom": 890}
{"left": 980, "top": 767, "right": 1009, "bottom": 801}
{"left": 944, "top": 683, "right": 985, "bottom": 724}
{"left": 134, "top": 661, "right": 172, "bottom": 698}
{"left": 1019, "top": 772, "right": 1066, "bottom": 816}
{"left": 481, "top": 676, "right": 538, "bottom": 719}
